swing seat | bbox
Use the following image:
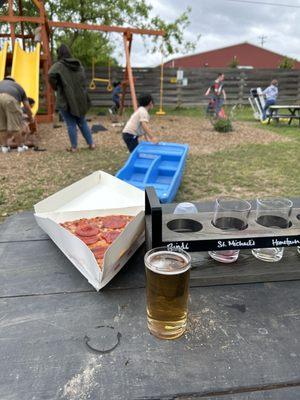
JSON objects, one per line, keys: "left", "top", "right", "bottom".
{"left": 89, "top": 80, "right": 96, "bottom": 90}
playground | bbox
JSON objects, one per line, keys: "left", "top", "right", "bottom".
{"left": 2, "top": 1, "right": 300, "bottom": 398}
{"left": 1, "top": 108, "right": 298, "bottom": 218}
{"left": 0, "top": 0, "right": 299, "bottom": 217}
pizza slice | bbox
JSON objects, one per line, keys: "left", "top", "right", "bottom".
{"left": 60, "top": 215, "right": 134, "bottom": 269}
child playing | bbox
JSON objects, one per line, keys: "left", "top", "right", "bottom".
{"left": 7, "top": 97, "right": 45, "bottom": 151}
{"left": 111, "top": 81, "right": 122, "bottom": 114}
{"left": 0, "top": 76, "right": 34, "bottom": 153}
{"left": 7, "top": 97, "right": 35, "bottom": 150}
{"left": 122, "top": 94, "right": 158, "bottom": 153}
{"left": 205, "top": 72, "right": 226, "bottom": 116}
{"left": 22, "top": 97, "right": 40, "bottom": 149}
{"left": 262, "top": 79, "right": 278, "bottom": 121}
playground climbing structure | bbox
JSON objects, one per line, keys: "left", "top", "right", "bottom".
{"left": 0, "top": 0, "right": 164, "bottom": 121}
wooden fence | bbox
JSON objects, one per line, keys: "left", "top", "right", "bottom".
{"left": 86, "top": 67, "right": 300, "bottom": 108}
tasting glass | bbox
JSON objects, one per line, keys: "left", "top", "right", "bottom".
{"left": 208, "top": 197, "right": 251, "bottom": 263}
{"left": 252, "top": 197, "right": 293, "bottom": 262}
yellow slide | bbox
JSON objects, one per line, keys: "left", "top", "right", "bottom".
{"left": 0, "top": 42, "right": 8, "bottom": 80}
{"left": 11, "top": 42, "right": 40, "bottom": 115}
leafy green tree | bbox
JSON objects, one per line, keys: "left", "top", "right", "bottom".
{"left": 278, "top": 56, "right": 295, "bottom": 70}
{"left": 55, "top": 31, "right": 117, "bottom": 66}
{"left": 46, "top": 0, "right": 197, "bottom": 65}
{"left": 1, "top": 0, "right": 197, "bottom": 66}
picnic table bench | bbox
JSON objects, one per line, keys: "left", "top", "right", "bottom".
{"left": 268, "top": 105, "right": 300, "bottom": 126}
{"left": 1, "top": 204, "right": 300, "bottom": 399}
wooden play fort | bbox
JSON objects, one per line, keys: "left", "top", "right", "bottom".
{"left": 0, "top": 0, "right": 164, "bottom": 122}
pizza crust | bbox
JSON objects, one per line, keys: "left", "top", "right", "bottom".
{"left": 60, "top": 215, "right": 134, "bottom": 270}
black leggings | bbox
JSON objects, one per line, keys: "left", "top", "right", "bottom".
{"left": 122, "top": 132, "right": 139, "bottom": 153}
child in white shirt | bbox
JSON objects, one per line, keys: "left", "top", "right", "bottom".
{"left": 122, "top": 94, "right": 158, "bottom": 152}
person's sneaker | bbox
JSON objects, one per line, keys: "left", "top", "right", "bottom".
{"left": 1, "top": 146, "right": 9, "bottom": 153}
{"left": 17, "top": 146, "right": 26, "bottom": 153}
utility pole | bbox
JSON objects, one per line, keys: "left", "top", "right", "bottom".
{"left": 258, "top": 35, "right": 267, "bottom": 47}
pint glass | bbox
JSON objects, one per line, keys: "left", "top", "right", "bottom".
{"left": 145, "top": 246, "right": 191, "bottom": 340}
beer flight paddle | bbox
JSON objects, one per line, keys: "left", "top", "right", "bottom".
{"left": 145, "top": 188, "right": 300, "bottom": 255}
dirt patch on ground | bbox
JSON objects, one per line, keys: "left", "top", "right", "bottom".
{"left": 0, "top": 114, "right": 291, "bottom": 216}
{"left": 153, "top": 116, "right": 290, "bottom": 155}
{"left": 33, "top": 115, "right": 290, "bottom": 156}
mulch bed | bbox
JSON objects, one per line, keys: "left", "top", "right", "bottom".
{"left": 26, "top": 114, "right": 290, "bottom": 155}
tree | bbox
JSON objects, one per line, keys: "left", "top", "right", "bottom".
{"left": 228, "top": 56, "right": 239, "bottom": 68}
{"left": 1, "top": 1, "right": 198, "bottom": 66}
{"left": 278, "top": 56, "right": 295, "bottom": 70}
{"left": 45, "top": 0, "right": 198, "bottom": 65}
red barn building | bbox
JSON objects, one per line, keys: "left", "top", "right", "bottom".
{"left": 164, "top": 42, "right": 300, "bottom": 69}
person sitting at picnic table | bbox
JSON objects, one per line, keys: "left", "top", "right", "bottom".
{"left": 262, "top": 79, "right": 278, "bottom": 121}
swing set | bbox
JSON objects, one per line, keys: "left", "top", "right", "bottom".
{"left": 156, "top": 58, "right": 166, "bottom": 115}
{"left": 0, "top": 0, "right": 164, "bottom": 121}
{"left": 89, "top": 57, "right": 113, "bottom": 92}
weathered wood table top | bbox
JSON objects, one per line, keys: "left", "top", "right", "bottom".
{"left": 0, "top": 211, "right": 300, "bottom": 400}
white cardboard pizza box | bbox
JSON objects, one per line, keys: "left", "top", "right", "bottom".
{"left": 34, "top": 171, "right": 145, "bottom": 290}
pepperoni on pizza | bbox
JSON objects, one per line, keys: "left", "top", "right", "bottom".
{"left": 60, "top": 215, "right": 133, "bottom": 269}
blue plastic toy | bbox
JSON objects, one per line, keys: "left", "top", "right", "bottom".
{"left": 116, "top": 141, "right": 189, "bottom": 203}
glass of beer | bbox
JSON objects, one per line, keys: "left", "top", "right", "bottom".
{"left": 208, "top": 197, "right": 251, "bottom": 263}
{"left": 252, "top": 197, "right": 293, "bottom": 262}
{"left": 144, "top": 246, "right": 191, "bottom": 340}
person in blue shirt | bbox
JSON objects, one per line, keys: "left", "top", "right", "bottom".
{"left": 111, "top": 81, "right": 122, "bottom": 114}
{"left": 262, "top": 79, "right": 278, "bottom": 120}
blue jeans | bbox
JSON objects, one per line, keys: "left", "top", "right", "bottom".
{"left": 60, "top": 110, "right": 94, "bottom": 149}
{"left": 213, "top": 97, "right": 224, "bottom": 115}
{"left": 262, "top": 99, "right": 276, "bottom": 120}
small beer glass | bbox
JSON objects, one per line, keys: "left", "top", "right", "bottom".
{"left": 208, "top": 197, "right": 251, "bottom": 263}
{"left": 252, "top": 197, "right": 293, "bottom": 262}
{"left": 145, "top": 246, "right": 191, "bottom": 340}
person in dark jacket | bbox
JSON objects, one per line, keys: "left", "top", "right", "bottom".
{"left": 48, "top": 44, "right": 95, "bottom": 152}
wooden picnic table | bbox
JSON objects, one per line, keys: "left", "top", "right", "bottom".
{"left": 268, "top": 105, "right": 300, "bottom": 126}
{"left": 1, "top": 206, "right": 300, "bottom": 399}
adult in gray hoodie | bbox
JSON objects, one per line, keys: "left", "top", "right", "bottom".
{"left": 48, "top": 44, "right": 95, "bottom": 152}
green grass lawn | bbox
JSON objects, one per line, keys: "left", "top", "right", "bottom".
{"left": 178, "top": 105, "right": 300, "bottom": 199}
{"left": 178, "top": 141, "right": 300, "bottom": 201}
{"left": 1, "top": 105, "right": 299, "bottom": 220}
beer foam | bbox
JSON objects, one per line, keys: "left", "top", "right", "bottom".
{"left": 146, "top": 250, "right": 190, "bottom": 275}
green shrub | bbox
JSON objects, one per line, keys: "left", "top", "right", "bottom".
{"left": 278, "top": 57, "right": 295, "bottom": 70}
{"left": 213, "top": 118, "right": 233, "bottom": 132}
{"left": 228, "top": 56, "right": 239, "bottom": 68}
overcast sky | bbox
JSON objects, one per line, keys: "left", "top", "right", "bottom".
{"left": 117, "top": 0, "right": 300, "bottom": 67}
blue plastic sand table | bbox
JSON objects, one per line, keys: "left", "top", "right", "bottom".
{"left": 116, "top": 142, "right": 189, "bottom": 203}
